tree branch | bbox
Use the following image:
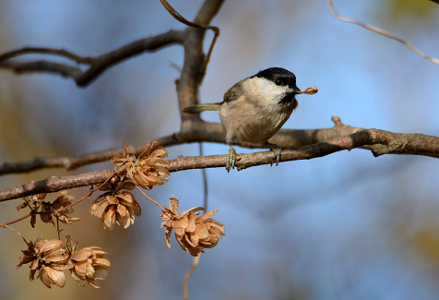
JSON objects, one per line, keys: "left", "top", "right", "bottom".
{"left": 327, "top": 0, "right": 439, "bottom": 65}
{"left": 0, "top": 30, "right": 184, "bottom": 86}
{"left": 1, "top": 126, "right": 438, "bottom": 201}
{"left": 177, "top": 0, "right": 225, "bottom": 127}
{"left": 2, "top": 117, "right": 439, "bottom": 176}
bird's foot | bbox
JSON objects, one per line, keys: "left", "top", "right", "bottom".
{"left": 265, "top": 143, "right": 282, "bottom": 166}
{"left": 226, "top": 145, "right": 239, "bottom": 172}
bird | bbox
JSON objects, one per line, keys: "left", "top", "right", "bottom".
{"left": 183, "top": 67, "right": 315, "bottom": 172}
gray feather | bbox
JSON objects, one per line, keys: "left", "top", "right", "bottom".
{"left": 182, "top": 103, "right": 221, "bottom": 113}
{"left": 223, "top": 81, "right": 243, "bottom": 102}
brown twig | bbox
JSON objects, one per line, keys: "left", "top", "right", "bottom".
{"left": 160, "top": 0, "right": 220, "bottom": 74}
{"left": 0, "top": 30, "right": 184, "bottom": 86}
{"left": 327, "top": 0, "right": 439, "bottom": 65}
{"left": 1, "top": 125, "right": 438, "bottom": 202}
{"left": 0, "top": 224, "right": 25, "bottom": 238}
{"left": 0, "top": 47, "right": 94, "bottom": 63}
{"left": 135, "top": 185, "right": 162, "bottom": 209}
{"left": 199, "top": 143, "right": 209, "bottom": 209}
{"left": 183, "top": 255, "right": 200, "bottom": 300}
{"left": 0, "top": 133, "right": 180, "bottom": 175}
{"left": 0, "top": 213, "right": 32, "bottom": 227}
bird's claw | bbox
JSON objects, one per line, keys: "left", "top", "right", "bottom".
{"left": 270, "top": 145, "right": 282, "bottom": 167}
{"left": 226, "top": 145, "right": 238, "bottom": 172}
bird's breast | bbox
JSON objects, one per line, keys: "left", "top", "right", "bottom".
{"left": 219, "top": 97, "right": 296, "bottom": 144}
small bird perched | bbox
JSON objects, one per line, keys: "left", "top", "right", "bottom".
{"left": 183, "top": 67, "right": 317, "bottom": 172}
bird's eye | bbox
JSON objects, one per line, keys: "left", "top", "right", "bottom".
{"left": 275, "top": 78, "right": 283, "bottom": 86}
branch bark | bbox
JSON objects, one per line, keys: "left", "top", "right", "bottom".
{"left": 1, "top": 127, "right": 438, "bottom": 201}
{"left": 2, "top": 117, "right": 439, "bottom": 176}
{"left": 177, "top": 0, "right": 225, "bottom": 128}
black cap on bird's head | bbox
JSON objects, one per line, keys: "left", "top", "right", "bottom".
{"left": 252, "top": 67, "right": 299, "bottom": 92}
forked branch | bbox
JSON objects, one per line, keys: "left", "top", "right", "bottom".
{"left": 0, "top": 30, "right": 184, "bottom": 86}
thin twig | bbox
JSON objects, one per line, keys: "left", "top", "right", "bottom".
{"left": 160, "top": 0, "right": 220, "bottom": 73}
{"left": 327, "top": 0, "right": 439, "bottom": 65}
{"left": 0, "top": 47, "right": 93, "bottom": 63}
{"left": 0, "top": 224, "right": 25, "bottom": 238}
{"left": 0, "top": 30, "right": 184, "bottom": 86}
{"left": 0, "top": 133, "right": 179, "bottom": 175}
{"left": 135, "top": 185, "right": 162, "bottom": 209}
{"left": 0, "top": 213, "right": 32, "bottom": 227}
{"left": 199, "top": 143, "right": 209, "bottom": 210}
{"left": 183, "top": 255, "right": 200, "bottom": 300}
{"left": 56, "top": 217, "right": 61, "bottom": 240}
{"left": 65, "top": 171, "right": 116, "bottom": 211}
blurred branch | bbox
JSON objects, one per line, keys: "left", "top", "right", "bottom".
{"left": 177, "top": 0, "right": 224, "bottom": 126}
{"left": 0, "top": 30, "right": 184, "bottom": 86}
{"left": 160, "top": 0, "right": 220, "bottom": 76}
{"left": 183, "top": 256, "right": 200, "bottom": 300}
{"left": 1, "top": 119, "right": 439, "bottom": 201}
{"left": 2, "top": 116, "right": 439, "bottom": 175}
{"left": 0, "top": 134, "right": 180, "bottom": 175}
{"left": 327, "top": 0, "right": 439, "bottom": 65}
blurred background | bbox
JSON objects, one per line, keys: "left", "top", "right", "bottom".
{"left": 1, "top": 0, "right": 439, "bottom": 299}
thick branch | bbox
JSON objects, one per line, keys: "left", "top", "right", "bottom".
{"left": 2, "top": 118, "right": 439, "bottom": 176}
{"left": 0, "top": 120, "right": 360, "bottom": 175}
{"left": 1, "top": 128, "right": 438, "bottom": 201}
{"left": 0, "top": 30, "right": 184, "bottom": 86}
{"left": 177, "top": 0, "right": 225, "bottom": 127}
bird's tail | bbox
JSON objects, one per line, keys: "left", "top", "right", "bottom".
{"left": 182, "top": 103, "right": 221, "bottom": 114}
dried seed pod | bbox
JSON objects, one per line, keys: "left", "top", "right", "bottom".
{"left": 69, "top": 246, "right": 111, "bottom": 289}
{"left": 111, "top": 141, "right": 170, "bottom": 190}
{"left": 90, "top": 190, "right": 141, "bottom": 230}
{"left": 17, "top": 238, "right": 70, "bottom": 288}
{"left": 161, "top": 198, "right": 225, "bottom": 256}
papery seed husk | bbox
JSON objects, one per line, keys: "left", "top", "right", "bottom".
{"left": 116, "top": 191, "right": 135, "bottom": 203}
{"left": 195, "top": 223, "right": 209, "bottom": 240}
{"left": 90, "top": 194, "right": 112, "bottom": 218}
{"left": 102, "top": 207, "right": 116, "bottom": 230}
{"left": 40, "top": 267, "right": 66, "bottom": 288}
{"left": 46, "top": 267, "right": 66, "bottom": 288}
{"left": 169, "top": 198, "right": 179, "bottom": 214}
{"left": 44, "top": 253, "right": 69, "bottom": 263}
{"left": 94, "top": 257, "right": 111, "bottom": 268}
{"left": 197, "top": 209, "right": 218, "bottom": 222}
{"left": 179, "top": 207, "right": 204, "bottom": 217}
{"left": 106, "top": 195, "right": 119, "bottom": 205}
{"left": 39, "top": 240, "right": 63, "bottom": 254}
{"left": 82, "top": 246, "right": 108, "bottom": 256}
{"left": 173, "top": 216, "right": 189, "bottom": 230}
{"left": 116, "top": 206, "right": 131, "bottom": 229}
{"left": 94, "top": 267, "right": 109, "bottom": 280}
{"left": 71, "top": 248, "right": 94, "bottom": 262}
{"left": 185, "top": 215, "right": 197, "bottom": 233}
{"left": 174, "top": 227, "right": 185, "bottom": 238}
{"left": 30, "top": 259, "right": 40, "bottom": 271}
{"left": 165, "top": 228, "right": 172, "bottom": 248}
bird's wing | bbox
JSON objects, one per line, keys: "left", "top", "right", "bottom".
{"left": 223, "top": 80, "right": 244, "bottom": 102}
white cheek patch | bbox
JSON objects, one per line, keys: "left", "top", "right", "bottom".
{"left": 242, "top": 77, "right": 291, "bottom": 104}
